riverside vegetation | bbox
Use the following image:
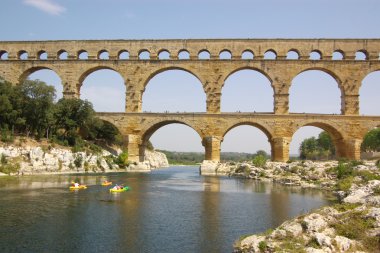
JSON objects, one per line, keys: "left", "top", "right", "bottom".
{"left": 0, "top": 77, "right": 168, "bottom": 175}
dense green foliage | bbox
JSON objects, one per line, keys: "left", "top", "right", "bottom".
{"left": 0, "top": 77, "right": 122, "bottom": 148}
{"left": 299, "top": 131, "right": 335, "bottom": 160}
{"left": 361, "top": 128, "right": 380, "bottom": 152}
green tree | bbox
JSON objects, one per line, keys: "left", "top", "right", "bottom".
{"left": 20, "top": 79, "right": 56, "bottom": 138}
{"left": 299, "top": 131, "right": 335, "bottom": 160}
{"left": 361, "top": 128, "right": 380, "bottom": 152}
{"left": 0, "top": 78, "right": 26, "bottom": 133}
{"left": 54, "top": 98, "right": 95, "bottom": 145}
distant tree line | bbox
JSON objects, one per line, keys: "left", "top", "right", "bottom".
{"left": 0, "top": 77, "right": 122, "bottom": 149}
{"left": 157, "top": 149, "right": 269, "bottom": 165}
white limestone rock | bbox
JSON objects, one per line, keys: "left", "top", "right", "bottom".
{"left": 144, "top": 149, "right": 169, "bottom": 169}
{"left": 334, "top": 236, "right": 353, "bottom": 252}
{"left": 302, "top": 213, "right": 328, "bottom": 233}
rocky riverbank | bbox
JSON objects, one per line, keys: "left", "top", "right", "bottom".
{"left": 205, "top": 160, "right": 380, "bottom": 252}
{"left": 200, "top": 160, "right": 379, "bottom": 190}
{"left": 0, "top": 142, "right": 168, "bottom": 176}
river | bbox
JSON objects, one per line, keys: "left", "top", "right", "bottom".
{"left": 0, "top": 166, "right": 332, "bottom": 253}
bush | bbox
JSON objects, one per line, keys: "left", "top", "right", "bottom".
{"left": 356, "top": 170, "right": 380, "bottom": 182}
{"left": 258, "top": 241, "right": 267, "bottom": 252}
{"left": 114, "top": 151, "right": 129, "bottom": 167}
{"left": 335, "top": 162, "right": 354, "bottom": 179}
{"left": 336, "top": 176, "right": 354, "bottom": 192}
{"left": 74, "top": 155, "right": 83, "bottom": 168}
{"left": 0, "top": 163, "right": 20, "bottom": 175}
{"left": 333, "top": 211, "right": 375, "bottom": 240}
{"left": 1, "top": 154, "right": 7, "bottom": 165}
{"left": 252, "top": 154, "right": 267, "bottom": 167}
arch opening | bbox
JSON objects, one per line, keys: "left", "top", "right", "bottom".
{"left": 38, "top": 51, "right": 48, "bottom": 60}
{"left": 287, "top": 50, "right": 299, "bottom": 60}
{"left": 355, "top": 50, "right": 368, "bottom": 60}
{"left": 139, "top": 50, "right": 150, "bottom": 60}
{"left": 142, "top": 69, "right": 206, "bottom": 112}
{"left": 221, "top": 69, "right": 273, "bottom": 112}
{"left": 219, "top": 50, "right": 232, "bottom": 60}
{"left": 289, "top": 70, "right": 341, "bottom": 114}
{"left": 290, "top": 126, "right": 338, "bottom": 160}
{"left": 0, "top": 50, "right": 8, "bottom": 60}
{"left": 78, "top": 50, "right": 88, "bottom": 60}
{"left": 178, "top": 50, "right": 190, "bottom": 60}
{"left": 241, "top": 50, "right": 254, "bottom": 59}
{"left": 158, "top": 50, "right": 170, "bottom": 60}
{"left": 98, "top": 50, "right": 109, "bottom": 60}
{"left": 58, "top": 50, "right": 68, "bottom": 60}
{"left": 332, "top": 50, "right": 344, "bottom": 60}
{"left": 360, "top": 70, "right": 380, "bottom": 115}
{"left": 141, "top": 122, "right": 204, "bottom": 162}
{"left": 264, "top": 50, "right": 277, "bottom": 60}
{"left": 221, "top": 124, "right": 271, "bottom": 161}
{"left": 198, "top": 50, "right": 210, "bottom": 60}
{"left": 80, "top": 69, "right": 125, "bottom": 112}
{"left": 18, "top": 50, "right": 28, "bottom": 60}
{"left": 118, "top": 50, "right": 129, "bottom": 60}
{"left": 309, "top": 50, "right": 322, "bottom": 60}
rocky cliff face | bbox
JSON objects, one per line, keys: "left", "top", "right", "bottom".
{"left": 0, "top": 145, "right": 168, "bottom": 175}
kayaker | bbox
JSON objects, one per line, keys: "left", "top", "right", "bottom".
{"left": 74, "top": 182, "right": 79, "bottom": 187}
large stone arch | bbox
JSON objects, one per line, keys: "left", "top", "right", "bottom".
{"left": 291, "top": 121, "right": 346, "bottom": 158}
{"left": 221, "top": 67, "right": 274, "bottom": 112}
{"left": 142, "top": 67, "right": 207, "bottom": 112}
{"left": 140, "top": 119, "right": 205, "bottom": 160}
{"left": 19, "top": 66, "right": 64, "bottom": 84}
{"left": 222, "top": 121, "right": 274, "bottom": 159}
{"left": 289, "top": 67, "right": 343, "bottom": 114}
{"left": 78, "top": 66, "right": 125, "bottom": 90}
{"left": 142, "top": 66, "right": 205, "bottom": 92}
{"left": 223, "top": 67, "right": 273, "bottom": 90}
{"left": 291, "top": 67, "right": 343, "bottom": 93}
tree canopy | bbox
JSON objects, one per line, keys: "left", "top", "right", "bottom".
{"left": 0, "top": 77, "right": 121, "bottom": 147}
{"left": 299, "top": 131, "right": 335, "bottom": 160}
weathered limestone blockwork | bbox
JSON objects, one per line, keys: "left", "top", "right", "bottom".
{"left": 1, "top": 39, "right": 380, "bottom": 163}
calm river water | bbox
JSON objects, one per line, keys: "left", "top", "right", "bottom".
{"left": 0, "top": 166, "right": 332, "bottom": 253}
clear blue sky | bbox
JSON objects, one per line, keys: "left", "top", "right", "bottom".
{"left": 1, "top": 0, "right": 380, "bottom": 155}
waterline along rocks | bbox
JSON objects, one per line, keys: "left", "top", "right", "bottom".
{"left": 0, "top": 145, "right": 168, "bottom": 176}
{"left": 214, "top": 159, "right": 380, "bottom": 252}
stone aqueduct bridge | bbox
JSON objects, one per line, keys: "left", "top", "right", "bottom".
{"left": 1, "top": 39, "right": 380, "bottom": 163}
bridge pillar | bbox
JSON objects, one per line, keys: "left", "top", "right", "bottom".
{"left": 342, "top": 94, "right": 359, "bottom": 115}
{"left": 126, "top": 134, "right": 142, "bottom": 162}
{"left": 271, "top": 137, "right": 290, "bottom": 162}
{"left": 62, "top": 79, "right": 81, "bottom": 98}
{"left": 342, "top": 138, "right": 362, "bottom": 160}
{"left": 202, "top": 136, "right": 221, "bottom": 161}
{"left": 126, "top": 89, "right": 142, "bottom": 112}
{"left": 274, "top": 93, "right": 289, "bottom": 114}
{"left": 206, "top": 92, "right": 221, "bottom": 114}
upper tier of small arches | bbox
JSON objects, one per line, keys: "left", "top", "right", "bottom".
{"left": 1, "top": 39, "right": 380, "bottom": 61}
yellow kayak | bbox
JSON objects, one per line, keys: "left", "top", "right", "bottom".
{"left": 69, "top": 185, "right": 87, "bottom": 190}
{"left": 101, "top": 181, "right": 112, "bottom": 186}
{"left": 109, "top": 186, "right": 129, "bottom": 193}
